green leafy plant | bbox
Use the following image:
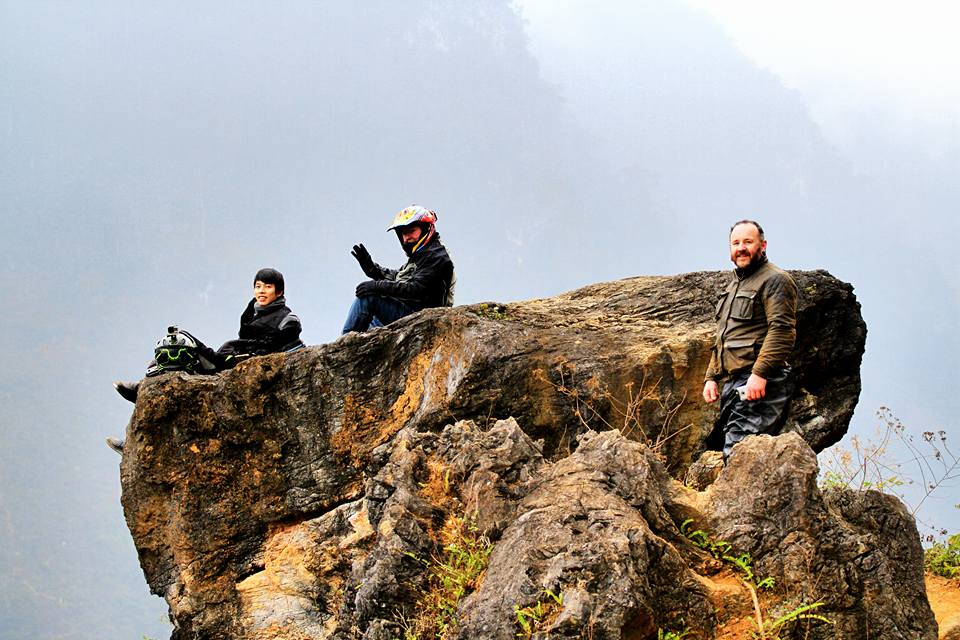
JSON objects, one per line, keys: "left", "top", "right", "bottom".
{"left": 723, "top": 552, "right": 760, "bottom": 586}
{"left": 680, "top": 519, "right": 732, "bottom": 562}
{"left": 750, "top": 601, "right": 832, "bottom": 640}
{"left": 401, "top": 515, "right": 493, "bottom": 639}
{"left": 514, "top": 588, "right": 564, "bottom": 638}
{"left": 514, "top": 601, "right": 545, "bottom": 638}
{"left": 681, "top": 519, "right": 831, "bottom": 639}
{"left": 657, "top": 627, "right": 693, "bottom": 639}
{"left": 925, "top": 532, "right": 960, "bottom": 579}
{"left": 681, "top": 519, "right": 772, "bottom": 591}
{"left": 475, "top": 302, "right": 509, "bottom": 320}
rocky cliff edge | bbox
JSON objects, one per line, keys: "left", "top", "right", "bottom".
{"left": 118, "top": 271, "right": 936, "bottom": 639}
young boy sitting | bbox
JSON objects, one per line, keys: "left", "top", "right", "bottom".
{"left": 106, "top": 268, "right": 304, "bottom": 453}
{"left": 208, "top": 267, "right": 305, "bottom": 365}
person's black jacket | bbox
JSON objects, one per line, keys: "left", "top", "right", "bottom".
{"left": 365, "top": 234, "right": 456, "bottom": 311}
{"left": 216, "top": 296, "right": 304, "bottom": 359}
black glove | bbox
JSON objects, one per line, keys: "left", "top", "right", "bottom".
{"left": 351, "top": 243, "right": 380, "bottom": 279}
{"left": 356, "top": 280, "right": 383, "bottom": 298}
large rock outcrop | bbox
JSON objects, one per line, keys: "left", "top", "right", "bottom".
{"left": 115, "top": 270, "right": 931, "bottom": 640}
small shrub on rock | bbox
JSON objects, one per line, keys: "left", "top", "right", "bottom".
{"left": 925, "top": 532, "right": 960, "bottom": 579}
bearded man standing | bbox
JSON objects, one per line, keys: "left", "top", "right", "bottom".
{"left": 703, "top": 220, "right": 798, "bottom": 459}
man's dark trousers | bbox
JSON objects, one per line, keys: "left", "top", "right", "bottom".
{"left": 708, "top": 367, "right": 794, "bottom": 458}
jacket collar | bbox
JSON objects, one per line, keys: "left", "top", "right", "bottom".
{"left": 734, "top": 254, "right": 768, "bottom": 280}
{"left": 247, "top": 296, "right": 287, "bottom": 317}
{"left": 405, "top": 232, "right": 442, "bottom": 259}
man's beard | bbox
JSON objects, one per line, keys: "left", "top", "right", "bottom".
{"left": 733, "top": 248, "right": 766, "bottom": 268}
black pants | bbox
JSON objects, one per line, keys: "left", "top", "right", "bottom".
{"left": 707, "top": 367, "right": 793, "bottom": 458}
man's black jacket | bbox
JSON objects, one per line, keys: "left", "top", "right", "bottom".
{"left": 365, "top": 234, "right": 456, "bottom": 311}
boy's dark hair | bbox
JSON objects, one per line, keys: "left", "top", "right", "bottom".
{"left": 254, "top": 268, "right": 285, "bottom": 295}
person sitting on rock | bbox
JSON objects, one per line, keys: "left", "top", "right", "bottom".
{"left": 343, "top": 205, "right": 455, "bottom": 333}
{"left": 106, "top": 267, "right": 305, "bottom": 453}
{"left": 702, "top": 220, "right": 798, "bottom": 460}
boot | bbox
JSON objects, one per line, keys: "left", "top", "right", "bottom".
{"left": 105, "top": 437, "right": 125, "bottom": 454}
{"left": 113, "top": 380, "right": 140, "bottom": 403}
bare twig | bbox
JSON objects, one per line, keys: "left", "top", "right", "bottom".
{"left": 819, "top": 406, "right": 958, "bottom": 539}
{"left": 539, "top": 360, "right": 688, "bottom": 455}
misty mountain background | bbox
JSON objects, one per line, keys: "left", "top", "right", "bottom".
{"left": 1, "top": 2, "right": 956, "bottom": 638}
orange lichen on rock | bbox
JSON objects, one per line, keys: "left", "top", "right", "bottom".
{"left": 389, "top": 339, "right": 459, "bottom": 426}
{"left": 329, "top": 393, "right": 388, "bottom": 466}
{"left": 419, "top": 458, "right": 454, "bottom": 509}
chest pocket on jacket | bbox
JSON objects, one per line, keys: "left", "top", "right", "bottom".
{"left": 715, "top": 292, "right": 727, "bottom": 319}
{"left": 730, "top": 290, "right": 757, "bottom": 320}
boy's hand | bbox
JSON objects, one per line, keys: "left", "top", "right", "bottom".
{"left": 351, "top": 244, "right": 380, "bottom": 279}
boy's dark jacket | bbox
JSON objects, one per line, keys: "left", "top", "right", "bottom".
{"left": 365, "top": 233, "right": 456, "bottom": 310}
{"left": 217, "top": 296, "right": 304, "bottom": 360}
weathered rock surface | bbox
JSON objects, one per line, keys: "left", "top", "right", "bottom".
{"left": 114, "top": 270, "right": 930, "bottom": 640}
{"left": 693, "top": 433, "right": 936, "bottom": 639}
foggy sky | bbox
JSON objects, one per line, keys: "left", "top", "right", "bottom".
{"left": 1, "top": 2, "right": 956, "bottom": 638}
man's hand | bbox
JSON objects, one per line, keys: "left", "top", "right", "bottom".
{"left": 351, "top": 244, "right": 380, "bottom": 279}
{"left": 703, "top": 380, "right": 719, "bottom": 403}
{"left": 744, "top": 373, "right": 767, "bottom": 401}
{"left": 355, "top": 280, "right": 382, "bottom": 298}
